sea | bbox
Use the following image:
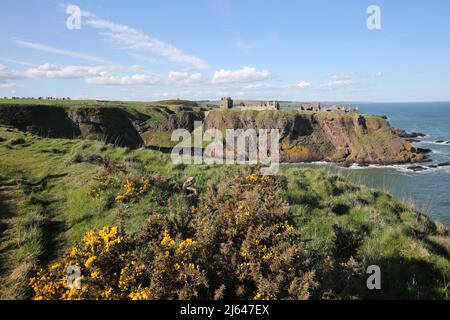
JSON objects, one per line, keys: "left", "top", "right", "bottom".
{"left": 290, "top": 102, "right": 450, "bottom": 226}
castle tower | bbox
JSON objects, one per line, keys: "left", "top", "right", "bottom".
{"left": 220, "top": 97, "right": 233, "bottom": 110}
{"left": 267, "top": 101, "right": 280, "bottom": 110}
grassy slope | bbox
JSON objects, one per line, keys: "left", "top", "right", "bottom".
{"left": 0, "top": 126, "right": 449, "bottom": 299}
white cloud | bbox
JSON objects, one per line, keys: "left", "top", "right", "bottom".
{"left": 329, "top": 73, "right": 353, "bottom": 81}
{"left": 85, "top": 74, "right": 159, "bottom": 86}
{"left": 24, "top": 63, "right": 121, "bottom": 79}
{"left": 211, "top": 66, "right": 271, "bottom": 84}
{"left": 291, "top": 81, "right": 311, "bottom": 89}
{"left": 12, "top": 38, "right": 109, "bottom": 64}
{"left": 168, "top": 71, "right": 203, "bottom": 84}
{"left": 131, "top": 65, "right": 145, "bottom": 71}
{"left": 242, "top": 81, "right": 312, "bottom": 91}
{"left": 0, "top": 63, "right": 159, "bottom": 86}
{"left": 0, "top": 64, "right": 25, "bottom": 81}
{"left": 327, "top": 73, "right": 355, "bottom": 88}
{"left": 81, "top": 8, "right": 208, "bottom": 69}
{"left": 243, "top": 83, "right": 277, "bottom": 90}
{"left": 0, "top": 59, "right": 38, "bottom": 67}
{"left": 371, "top": 71, "right": 384, "bottom": 78}
{"left": 0, "top": 82, "right": 17, "bottom": 88}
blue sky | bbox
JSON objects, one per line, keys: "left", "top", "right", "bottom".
{"left": 0, "top": 0, "right": 449, "bottom": 102}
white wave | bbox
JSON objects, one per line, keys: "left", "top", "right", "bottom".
{"left": 282, "top": 161, "right": 450, "bottom": 175}
{"left": 418, "top": 141, "right": 450, "bottom": 146}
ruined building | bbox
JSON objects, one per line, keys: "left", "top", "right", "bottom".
{"left": 220, "top": 97, "right": 280, "bottom": 111}
{"left": 220, "top": 97, "right": 233, "bottom": 110}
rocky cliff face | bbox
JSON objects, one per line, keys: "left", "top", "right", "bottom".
{"left": 204, "top": 110, "right": 426, "bottom": 165}
{"left": 0, "top": 105, "right": 143, "bottom": 148}
{"left": 66, "top": 107, "right": 143, "bottom": 148}
{"left": 0, "top": 105, "right": 80, "bottom": 138}
{"left": 0, "top": 104, "right": 427, "bottom": 164}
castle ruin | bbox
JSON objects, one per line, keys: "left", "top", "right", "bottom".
{"left": 219, "top": 98, "right": 359, "bottom": 113}
{"left": 220, "top": 97, "right": 280, "bottom": 111}
{"left": 220, "top": 97, "right": 233, "bottom": 110}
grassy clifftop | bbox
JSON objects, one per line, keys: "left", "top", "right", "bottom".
{"left": 0, "top": 102, "right": 425, "bottom": 165}
{"left": 0, "top": 127, "right": 448, "bottom": 299}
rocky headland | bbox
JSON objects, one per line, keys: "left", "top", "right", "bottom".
{"left": 0, "top": 104, "right": 432, "bottom": 166}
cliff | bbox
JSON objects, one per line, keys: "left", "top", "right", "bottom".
{"left": 204, "top": 110, "right": 426, "bottom": 165}
{"left": 0, "top": 104, "right": 143, "bottom": 148}
{"left": 0, "top": 104, "right": 427, "bottom": 164}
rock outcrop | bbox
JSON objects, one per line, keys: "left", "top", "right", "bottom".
{"left": 0, "top": 104, "right": 143, "bottom": 148}
{"left": 0, "top": 105, "right": 80, "bottom": 138}
{"left": 0, "top": 104, "right": 429, "bottom": 164}
{"left": 66, "top": 107, "right": 143, "bottom": 148}
{"left": 203, "top": 110, "right": 427, "bottom": 165}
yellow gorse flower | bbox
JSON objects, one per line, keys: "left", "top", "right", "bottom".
{"left": 235, "top": 203, "right": 251, "bottom": 225}
{"left": 161, "top": 229, "right": 176, "bottom": 248}
{"left": 83, "top": 226, "right": 123, "bottom": 253}
{"left": 85, "top": 256, "right": 97, "bottom": 268}
{"left": 177, "top": 238, "right": 195, "bottom": 255}
{"left": 245, "top": 174, "right": 259, "bottom": 183}
{"left": 30, "top": 225, "right": 147, "bottom": 301}
{"left": 253, "top": 292, "right": 274, "bottom": 300}
{"left": 129, "top": 287, "right": 152, "bottom": 300}
{"left": 115, "top": 178, "right": 150, "bottom": 203}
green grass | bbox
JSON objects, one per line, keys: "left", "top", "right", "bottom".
{"left": 0, "top": 98, "right": 210, "bottom": 111}
{"left": 0, "top": 126, "right": 449, "bottom": 299}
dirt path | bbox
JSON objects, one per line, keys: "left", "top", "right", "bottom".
{"left": 0, "top": 175, "right": 22, "bottom": 299}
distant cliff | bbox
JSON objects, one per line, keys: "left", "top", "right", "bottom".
{"left": 0, "top": 104, "right": 143, "bottom": 148}
{"left": 0, "top": 104, "right": 428, "bottom": 164}
{"left": 204, "top": 110, "right": 426, "bottom": 165}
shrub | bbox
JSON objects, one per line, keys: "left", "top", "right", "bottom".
{"left": 30, "top": 226, "right": 152, "bottom": 300}
{"left": 30, "top": 170, "right": 367, "bottom": 300}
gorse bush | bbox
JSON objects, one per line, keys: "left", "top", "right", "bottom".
{"left": 26, "top": 167, "right": 450, "bottom": 300}
{"left": 190, "top": 172, "right": 317, "bottom": 299}
{"left": 31, "top": 169, "right": 366, "bottom": 300}
{"left": 30, "top": 226, "right": 152, "bottom": 300}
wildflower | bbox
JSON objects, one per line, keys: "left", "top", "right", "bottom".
{"left": 70, "top": 246, "right": 81, "bottom": 257}
{"left": 129, "top": 287, "right": 152, "bottom": 300}
{"left": 177, "top": 238, "right": 195, "bottom": 255}
{"left": 50, "top": 263, "right": 61, "bottom": 270}
{"left": 115, "top": 195, "right": 126, "bottom": 203}
{"left": 139, "top": 178, "right": 149, "bottom": 194}
{"left": 245, "top": 174, "right": 259, "bottom": 183}
{"left": 262, "top": 252, "right": 274, "bottom": 261}
{"left": 254, "top": 292, "right": 273, "bottom": 300}
{"left": 161, "top": 229, "right": 175, "bottom": 248}
{"left": 85, "top": 256, "right": 97, "bottom": 268}
{"left": 101, "top": 287, "right": 114, "bottom": 299}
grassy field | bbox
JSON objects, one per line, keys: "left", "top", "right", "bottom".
{"left": 0, "top": 98, "right": 211, "bottom": 109}
{"left": 0, "top": 125, "right": 449, "bottom": 299}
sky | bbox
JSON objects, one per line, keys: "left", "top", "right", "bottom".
{"left": 0, "top": 0, "right": 449, "bottom": 102}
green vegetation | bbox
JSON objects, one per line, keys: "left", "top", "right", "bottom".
{"left": 0, "top": 126, "right": 449, "bottom": 299}
{"left": 0, "top": 98, "right": 210, "bottom": 111}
